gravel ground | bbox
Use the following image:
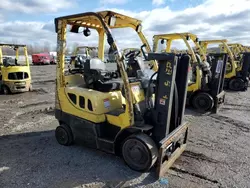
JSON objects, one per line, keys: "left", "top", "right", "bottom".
{"left": 1, "top": 64, "right": 250, "bottom": 188}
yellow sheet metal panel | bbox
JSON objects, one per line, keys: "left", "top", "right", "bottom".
{"left": 64, "top": 86, "right": 123, "bottom": 114}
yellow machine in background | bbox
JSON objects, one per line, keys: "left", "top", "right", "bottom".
{"left": 217, "top": 41, "right": 250, "bottom": 90}
{"left": 228, "top": 43, "right": 245, "bottom": 55}
{"left": 153, "top": 33, "right": 226, "bottom": 113}
{"left": 227, "top": 43, "right": 245, "bottom": 65}
{"left": 244, "top": 46, "right": 250, "bottom": 52}
{"left": 0, "top": 44, "right": 32, "bottom": 94}
{"left": 200, "top": 40, "right": 237, "bottom": 76}
{"left": 54, "top": 10, "right": 190, "bottom": 178}
{"left": 73, "top": 46, "right": 98, "bottom": 58}
{"left": 69, "top": 46, "right": 98, "bottom": 70}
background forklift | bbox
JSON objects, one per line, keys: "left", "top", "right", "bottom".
{"left": 227, "top": 43, "right": 250, "bottom": 80}
{"left": 214, "top": 41, "right": 250, "bottom": 91}
{"left": 0, "top": 44, "right": 32, "bottom": 94}
{"left": 73, "top": 46, "right": 98, "bottom": 59}
{"left": 244, "top": 46, "right": 250, "bottom": 52}
{"left": 227, "top": 43, "right": 245, "bottom": 58}
{"left": 69, "top": 46, "right": 98, "bottom": 69}
{"left": 54, "top": 10, "right": 190, "bottom": 178}
{"left": 153, "top": 33, "right": 227, "bottom": 113}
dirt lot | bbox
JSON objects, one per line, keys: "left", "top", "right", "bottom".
{"left": 1, "top": 65, "right": 250, "bottom": 188}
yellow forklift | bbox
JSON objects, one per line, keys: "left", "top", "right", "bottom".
{"left": 0, "top": 44, "right": 32, "bottom": 94}
{"left": 227, "top": 43, "right": 245, "bottom": 65}
{"left": 73, "top": 46, "right": 98, "bottom": 58}
{"left": 153, "top": 33, "right": 227, "bottom": 113}
{"left": 54, "top": 11, "right": 190, "bottom": 178}
{"left": 244, "top": 46, "right": 250, "bottom": 52}
{"left": 217, "top": 41, "right": 250, "bottom": 90}
{"left": 228, "top": 43, "right": 245, "bottom": 54}
{"left": 228, "top": 43, "right": 250, "bottom": 66}
{"left": 69, "top": 46, "right": 98, "bottom": 69}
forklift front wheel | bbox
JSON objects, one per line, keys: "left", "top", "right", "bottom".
{"left": 228, "top": 78, "right": 245, "bottom": 91}
{"left": 29, "top": 84, "right": 33, "bottom": 92}
{"left": 1, "top": 85, "right": 10, "bottom": 95}
{"left": 55, "top": 125, "right": 73, "bottom": 146}
{"left": 192, "top": 92, "right": 214, "bottom": 112}
{"left": 122, "top": 133, "right": 158, "bottom": 172}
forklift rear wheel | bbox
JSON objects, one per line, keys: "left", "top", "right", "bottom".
{"left": 228, "top": 78, "right": 245, "bottom": 91}
{"left": 55, "top": 125, "right": 73, "bottom": 146}
{"left": 192, "top": 92, "right": 214, "bottom": 112}
{"left": 122, "top": 133, "right": 158, "bottom": 172}
{"left": 2, "top": 85, "right": 10, "bottom": 95}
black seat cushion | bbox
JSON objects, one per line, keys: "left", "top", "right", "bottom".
{"left": 93, "top": 80, "right": 122, "bottom": 92}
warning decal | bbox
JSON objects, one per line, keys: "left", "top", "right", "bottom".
{"left": 159, "top": 98, "right": 166, "bottom": 105}
{"left": 104, "top": 98, "right": 111, "bottom": 108}
{"left": 216, "top": 60, "right": 223, "bottom": 73}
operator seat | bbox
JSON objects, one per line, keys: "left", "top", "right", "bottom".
{"left": 3, "top": 57, "right": 14, "bottom": 67}
{"left": 83, "top": 58, "right": 122, "bottom": 92}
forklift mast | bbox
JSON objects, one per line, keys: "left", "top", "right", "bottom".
{"left": 240, "top": 52, "right": 250, "bottom": 80}
{"left": 208, "top": 53, "right": 227, "bottom": 112}
{"left": 146, "top": 53, "right": 190, "bottom": 143}
{"left": 142, "top": 52, "right": 190, "bottom": 177}
{"left": 209, "top": 53, "right": 228, "bottom": 95}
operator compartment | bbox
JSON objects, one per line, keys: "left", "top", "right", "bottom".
{"left": 63, "top": 56, "right": 124, "bottom": 118}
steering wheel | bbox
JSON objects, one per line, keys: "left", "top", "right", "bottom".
{"left": 124, "top": 49, "right": 141, "bottom": 59}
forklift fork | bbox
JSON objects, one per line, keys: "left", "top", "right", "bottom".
{"left": 157, "top": 123, "right": 188, "bottom": 178}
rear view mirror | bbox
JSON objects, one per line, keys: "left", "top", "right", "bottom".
{"left": 160, "top": 39, "right": 165, "bottom": 44}
{"left": 186, "top": 36, "right": 190, "bottom": 41}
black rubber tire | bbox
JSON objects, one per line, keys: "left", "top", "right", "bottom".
{"left": 228, "top": 78, "right": 245, "bottom": 91}
{"left": 29, "top": 84, "right": 33, "bottom": 92}
{"left": 192, "top": 92, "right": 214, "bottom": 112}
{"left": 122, "top": 133, "right": 158, "bottom": 172}
{"left": 55, "top": 125, "right": 73, "bottom": 146}
{"left": 1, "top": 85, "right": 10, "bottom": 95}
